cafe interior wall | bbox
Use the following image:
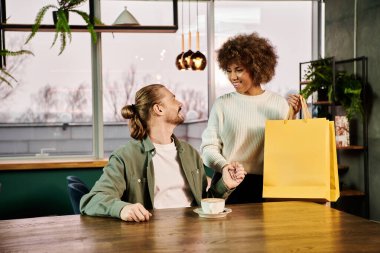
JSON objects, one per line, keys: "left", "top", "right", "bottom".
{"left": 325, "top": 0, "right": 380, "bottom": 221}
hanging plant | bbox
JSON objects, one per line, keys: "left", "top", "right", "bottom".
{"left": 25, "top": 0, "right": 102, "bottom": 55}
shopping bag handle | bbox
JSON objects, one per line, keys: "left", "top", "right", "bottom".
{"left": 286, "top": 95, "right": 312, "bottom": 120}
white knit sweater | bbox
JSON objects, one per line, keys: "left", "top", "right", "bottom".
{"left": 201, "top": 91, "right": 289, "bottom": 175}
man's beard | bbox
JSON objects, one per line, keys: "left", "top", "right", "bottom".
{"left": 166, "top": 113, "right": 184, "bottom": 125}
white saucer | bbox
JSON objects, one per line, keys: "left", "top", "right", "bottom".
{"left": 193, "top": 208, "right": 232, "bottom": 218}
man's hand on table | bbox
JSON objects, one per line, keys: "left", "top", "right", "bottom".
{"left": 120, "top": 203, "right": 152, "bottom": 222}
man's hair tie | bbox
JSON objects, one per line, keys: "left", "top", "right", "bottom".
{"left": 131, "top": 104, "right": 136, "bottom": 112}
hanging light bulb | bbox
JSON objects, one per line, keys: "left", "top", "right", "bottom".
{"left": 175, "top": 0, "right": 186, "bottom": 70}
{"left": 190, "top": 0, "right": 207, "bottom": 71}
{"left": 175, "top": 34, "right": 186, "bottom": 70}
{"left": 182, "top": 0, "right": 193, "bottom": 70}
{"left": 191, "top": 0, "right": 207, "bottom": 70}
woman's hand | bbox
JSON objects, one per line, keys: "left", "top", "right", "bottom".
{"left": 287, "top": 94, "right": 302, "bottom": 118}
{"left": 120, "top": 203, "right": 152, "bottom": 222}
{"left": 222, "top": 162, "right": 247, "bottom": 189}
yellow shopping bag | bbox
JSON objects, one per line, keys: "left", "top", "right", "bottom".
{"left": 263, "top": 97, "right": 340, "bottom": 202}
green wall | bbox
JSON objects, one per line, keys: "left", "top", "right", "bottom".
{"left": 325, "top": 0, "right": 380, "bottom": 220}
{"left": 0, "top": 168, "right": 102, "bottom": 220}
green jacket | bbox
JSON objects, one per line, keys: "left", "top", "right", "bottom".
{"left": 80, "top": 135, "right": 233, "bottom": 219}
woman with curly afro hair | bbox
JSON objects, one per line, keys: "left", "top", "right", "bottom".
{"left": 201, "top": 32, "right": 300, "bottom": 204}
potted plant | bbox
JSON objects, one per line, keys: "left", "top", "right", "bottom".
{"left": 25, "top": 0, "right": 101, "bottom": 55}
{"left": 0, "top": 49, "right": 33, "bottom": 86}
{"left": 300, "top": 58, "right": 334, "bottom": 101}
{"left": 335, "top": 71, "right": 364, "bottom": 121}
{"left": 300, "top": 58, "right": 364, "bottom": 121}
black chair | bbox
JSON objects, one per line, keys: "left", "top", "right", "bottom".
{"left": 67, "top": 182, "right": 90, "bottom": 214}
{"left": 66, "top": 175, "right": 89, "bottom": 189}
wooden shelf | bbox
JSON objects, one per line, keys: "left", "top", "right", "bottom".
{"left": 0, "top": 23, "right": 178, "bottom": 33}
{"left": 312, "top": 101, "right": 334, "bottom": 105}
{"left": 300, "top": 80, "right": 311, "bottom": 85}
{"left": 340, "top": 189, "right": 365, "bottom": 197}
{"left": 337, "top": 145, "right": 366, "bottom": 150}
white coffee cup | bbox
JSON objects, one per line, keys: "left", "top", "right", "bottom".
{"left": 201, "top": 198, "right": 225, "bottom": 214}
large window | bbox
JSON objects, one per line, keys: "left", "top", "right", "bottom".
{"left": 0, "top": 32, "right": 93, "bottom": 157}
{"left": 0, "top": 0, "right": 208, "bottom": 158}
{"left": 0, "top": 0, "right": 314, "bottom": 159}
{"left": 214, "top": 1, "right": 312, "bottom": 98}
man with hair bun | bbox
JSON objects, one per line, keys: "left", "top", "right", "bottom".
{"left": 201, "top": 33, "right": 301, "bottom": 204}
{"left": 80, "top": 84, "right": 246, "bottom": 222}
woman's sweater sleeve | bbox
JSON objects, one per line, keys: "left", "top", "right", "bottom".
{"left": 200, "top": 102, "right": 228, "bottom": 172}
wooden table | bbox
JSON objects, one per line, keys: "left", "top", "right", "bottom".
{"left": 1, "top": 201, "right": 380, "bottom": 252}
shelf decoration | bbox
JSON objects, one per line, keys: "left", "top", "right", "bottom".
{"left": 335, "top": 116, "right": 350, "bottom": 147}
{"left": 113, "top": 6, "right": 139, "bottom": 26}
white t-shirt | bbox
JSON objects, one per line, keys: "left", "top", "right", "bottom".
{"left": 152, "top": 141, "right": 194, "bottom": 209}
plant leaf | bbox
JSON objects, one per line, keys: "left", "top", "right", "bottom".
{"left": 0, "top": 67, "right": 17, "bottom": 86}
{"left": 0, "top": 49, "right": 34, "bottom": 57}
{"left": 51, "top": 31, "right": 59, "bottom": 48}
{"left": 0, "top": 75, "right": 13, "bottom": 87}
{"left": 0, "top": 49, "right": 34, "bottom": 86}
{"left": 58, "top": 31, "right": 67, "bottom": 55}
{"left": 301, "top": 59, "right": 334, "bottom": 100}
{"left": 70, "top": 9, "right": 99, "bottom": 44}
{"left": 25, "top": 5, "right": 57, "bottom": 44}
{"left": 335, "top": 72, "right": 364, "bottom": 121}
{"left": 51, "top": 10, "right": 72, "bottom": 55}
{"left": 65, "top": 0, "right": 87, "bottom": 10}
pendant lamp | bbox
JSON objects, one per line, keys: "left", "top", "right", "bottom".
{"left": 190, "top": 0, "right": 207, "bottom": 71}
{"left": 113, "top": 6, "right": 139, "bottom": 25}
{"left": 182, "top": 0, "right": 193, "bottom": 70}
{"left": 175, "top": 0, "right": 186, "bottom": 70}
